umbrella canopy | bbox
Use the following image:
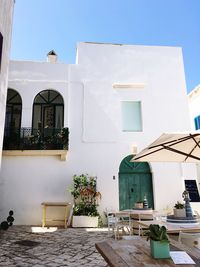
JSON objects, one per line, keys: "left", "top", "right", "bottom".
{"left": 131, "top": 132, "right": 200, "bottom": 163}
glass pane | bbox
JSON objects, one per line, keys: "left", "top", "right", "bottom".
{"left": 5, "top": 106, "right": 12, "bottom": 129}
{"left": 33, "top": 105, "right": 41, "bottom": 129}
{"left": 195, "top": 115, "right": 200, "bottom": 130}
{"left": 44, "top": 106, "right": 54, "bottom": 128}
{"left": 55, "top": 106, "right": 63, "bottom": 129}
{"left": 51, "top": 94, "right": 63, "bottom": 104}
{"left": 34, "top": 94, "right": 47, "bottom": 104}
{"left": 49, "top": 91, "right": 58, "bottom": 102}
{"left": 121, "top": 101, "right": 142, "bottom": 132}
{"left": 39, "top": 90, "right": 49, "bottom": 102}
{"left": 7, "top": 89, "right": 22, "bottom": 104}
{"left": 13, "top": 105, "right": 22, "bottom": 129}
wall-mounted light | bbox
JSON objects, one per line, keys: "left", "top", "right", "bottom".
{"left": 132, "top": 145, "right": 138, "bottom": 155}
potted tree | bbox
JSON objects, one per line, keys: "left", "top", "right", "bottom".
{"left": 70, "top": 174, "right": 101, "bottom": 227}
{"left": 174, "top": 201, "right": 186, "bottom": 217}
{"left": 146, "top": 224, "right": 170, "bottom": 259}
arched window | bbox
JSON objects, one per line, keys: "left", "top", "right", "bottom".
{"left": 32, "top": 89, "right": 64, "bottom": 130}
{"left": 5, "top": 89, "right": 22, "bottom": 136}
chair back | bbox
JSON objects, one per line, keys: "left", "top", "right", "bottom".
{"left": 178, "top": 231, "right": 200, "bottom": 250}
{"left": 132, "top": 213, "right": 153, "bottom": 235}
{"left": 115, "top": 212, "right": 131, "bottom": 225}
{"left": 114, "top": 211, "right": 132, "bottom": 239}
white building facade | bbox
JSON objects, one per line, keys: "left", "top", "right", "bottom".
{"left": 188, "top": 85, "right": 200, "bottom": 131}
{"left": 0, "top": 0, "right": 15, "bottom": 165}
{"left": 0, "top": 42, "right": 199, "bottom": 225}
{"left": 188, "top": 85, "right": 200, "bottom": 188}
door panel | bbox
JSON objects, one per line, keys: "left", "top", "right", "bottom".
{"left": 119, "top": 155, "right": 154, "bottom": 210}
{"left": 139, "top": 173, "right": 154, "bottom": 209}
{"left": 119, "top": 172, "right": 154, "bottom": 210}
{"left": 119, "top": 173, "right": 129, "bottom": 210}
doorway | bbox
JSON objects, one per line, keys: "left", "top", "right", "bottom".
{"left": 119, "top": 155, "right": 154, "bottom": 210}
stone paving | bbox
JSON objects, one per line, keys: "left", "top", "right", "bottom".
{"left": 0, "top": 226, "right": 111, "bottom": 267}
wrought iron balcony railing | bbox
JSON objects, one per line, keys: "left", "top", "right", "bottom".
{"left": 3, "top": 127, "right": 69, "bottom": 150}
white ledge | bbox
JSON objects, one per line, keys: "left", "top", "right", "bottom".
{"left": 2, "top": 150, "right": 68, "bottom": 161}
{"left": 112, "top": 83, "right": 145, "bottom": 89}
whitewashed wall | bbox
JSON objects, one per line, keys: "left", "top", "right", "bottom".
{"left": 0, "top": 0, "right": 15, "bottom": 165}
{"left": 188, "top": 85, "right": 200, "bottom": 131}
{"left": 8, "top": 60, "right": 69, "bottom": 127}
{"left": 188, "top": 85, "right": 200, "bottom": 194}
{"left": 0, "top": 42, "right": 198, "bottom": 225}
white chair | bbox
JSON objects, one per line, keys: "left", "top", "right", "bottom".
{"left": 107, "top": 211, "right": 117, "bottom": 236}
{"left": 66, "top": 204, "right": 74, "bottom": 227}
{"left": 194, "top": 210, "right": 200, "bottom": 221}
{"left": 114, "top": 211, "right": 132, "bottom": 240}
{"left": 132, "top": 213, "right": 153, "bottom": 236}
{"left": 178, "top": 231, "right": 200, "bottom": 250}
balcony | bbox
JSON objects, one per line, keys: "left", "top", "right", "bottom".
{"left": 3, "top": 127, "right": 69, "bottom": 161}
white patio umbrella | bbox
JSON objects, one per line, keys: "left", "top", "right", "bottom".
{"left": 131, "top": 132, "right": 200, "bottom": 163}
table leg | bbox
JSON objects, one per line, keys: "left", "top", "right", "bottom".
{"left": 42, "top": 205, "right": 46, "bottom": 227}
{"left": 64, "top": 206, "right": 68, "bottom": 228}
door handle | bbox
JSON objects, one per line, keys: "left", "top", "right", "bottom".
{"left": 131, "top": 188, "right": 134, "bottom": 193}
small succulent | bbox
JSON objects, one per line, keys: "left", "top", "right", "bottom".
{"left": 146, "top": 224, "right": 169, "bottom": 242}
{"left": 174, "top": 201, "right": 185, "bottom": 209}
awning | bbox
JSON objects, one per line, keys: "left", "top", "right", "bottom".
{"left": 131, "top": 132, "right": 200, "bottom": 163}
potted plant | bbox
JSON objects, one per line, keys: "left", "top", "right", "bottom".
{"left": 70, "top": 174, "right": 101, "bottom": 227}
{"left": 146, "top": 224, "right": 170, "bottom": 259}
{"left": 134, "top": 201, "right": 143, "bottom": 209}
{"left": 174, "top": 201, "right": 186, "bottom": 217}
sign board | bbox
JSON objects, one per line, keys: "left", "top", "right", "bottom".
{"left": 184, "top": 180, "right": 200, "bottom": 202}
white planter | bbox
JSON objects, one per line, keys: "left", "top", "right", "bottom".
{"left": 72, "top": 216, "right": 99, "bottom": 228}
{"left": 173, "top": 208, "right": 186, "bottom": 217}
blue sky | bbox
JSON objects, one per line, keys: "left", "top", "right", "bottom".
{"left": 11, "top": 0, "right": 200, "bottom": 93}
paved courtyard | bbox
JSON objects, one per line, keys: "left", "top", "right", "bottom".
{"left": 0, "top": 226, "right": 111, "bottom": 267}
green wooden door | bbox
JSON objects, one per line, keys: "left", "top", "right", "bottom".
{"left": 119, "top": 155, "right": 154, "bottom": 210}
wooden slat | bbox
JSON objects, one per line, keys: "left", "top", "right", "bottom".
{"left": 41, "top": 202, "right": 70, "bottom": 207}
{"left": 95, "top": 242, "right": 129, "bottom": 267}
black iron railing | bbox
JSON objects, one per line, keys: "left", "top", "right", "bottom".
{"left": 3, "top": 127, "right": 69, "bottom": 150}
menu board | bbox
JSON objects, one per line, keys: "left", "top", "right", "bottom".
{"left": 184, "top": 180, "right": 200, "bottom": 202}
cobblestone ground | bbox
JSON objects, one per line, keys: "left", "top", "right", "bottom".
{"left": 0, "top": 226, "right": 111, "bottom": 267}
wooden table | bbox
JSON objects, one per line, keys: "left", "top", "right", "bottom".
{"left": 41, "top": 202, "right": 71, "bottom": 228}
{"left": 96, "top": 237, "right": 200, "bottom": 266}
{"left": 136, "top": 219, "right": 200, "bottom": 234}
{"left": 122, "top": 209, "right": 153, "bottom": 214}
